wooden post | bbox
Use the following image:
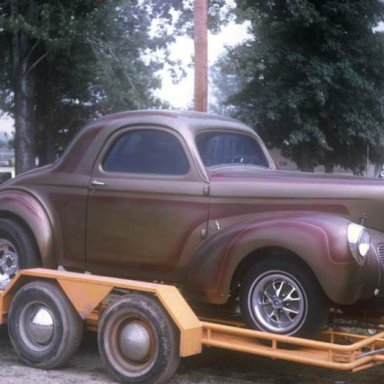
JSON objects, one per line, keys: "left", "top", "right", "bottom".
{"left": 194, "top": 0, "right": 208, "bottom": 112}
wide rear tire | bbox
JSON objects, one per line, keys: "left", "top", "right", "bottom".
{"left": 0, "top": 218, "right": 40, "bottom": 287}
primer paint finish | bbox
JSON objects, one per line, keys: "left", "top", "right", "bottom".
{"left": 1, "top": 110, "right": 383, "bottom": 306}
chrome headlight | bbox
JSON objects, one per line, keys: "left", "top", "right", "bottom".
{"left": 347, "top": 223, "right": 370, "bottom": 266}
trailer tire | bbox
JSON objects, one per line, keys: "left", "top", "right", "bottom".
{"left": 8, "top": 280, "right": 83, "bottom": 369}
{"left": 98, "top": 293, "right": 180, "bottom": 384}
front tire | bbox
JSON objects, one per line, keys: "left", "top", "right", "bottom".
{"left": 240, "top": 257, "right": 329, "bottom": 338}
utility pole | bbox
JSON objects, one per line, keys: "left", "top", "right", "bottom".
{"left": 194, "top": 0, "right": 208, "bottom": 112}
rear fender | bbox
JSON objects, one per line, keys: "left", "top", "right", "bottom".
{"left": 0, "top": 190, "right": 54, "bottom": 266}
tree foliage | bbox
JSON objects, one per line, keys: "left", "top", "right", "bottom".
{"left": 215, "top": 0, "right": 384, "bottom": 172}
{"left": 0, "top": 0, "right": 228, "bottom": 171}
{"left": 32, "top": 0, "right": 177, "bottom": 164}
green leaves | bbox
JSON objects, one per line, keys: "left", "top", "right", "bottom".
{"left": 2, "top": 0, "right": 215, "bottom": 166}
{"left": 215, "top": 0, "right": 384, "bottom": 173}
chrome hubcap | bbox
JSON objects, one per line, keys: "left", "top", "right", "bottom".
{"left": 20, "top": 304, "right": 54, "bottom": 350}
{"left": 119, "top": 321, "right": 151, "bottom": 363}
{"left": 249, "top": 272, "right": 307, "bottom": 334}
{"left": 0, "top": 240, "right": 18, "bottom": 286}
{"left": 272, "top": 297, "right": 283, "bottom": 309}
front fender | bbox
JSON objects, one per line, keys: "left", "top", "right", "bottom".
{"left": 0, "top": 189, "right": 54, "bottom": 267}
{"left": 185, "top": 213, "right": 379, "bottom": 305}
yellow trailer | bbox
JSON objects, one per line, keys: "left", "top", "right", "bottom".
{"left": 1, "top": 269, "right": 384, "bottom": 384}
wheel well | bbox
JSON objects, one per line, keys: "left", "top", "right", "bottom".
{"left": 230, "top": 246, "right": 320, "bottom": 297}
{"left": 0, "top": 212, "right": 42, "bottom": 264}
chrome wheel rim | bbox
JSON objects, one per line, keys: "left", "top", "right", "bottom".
{"left": 119, "top": 321, "right": 152, "bottom": 363}
{"left": 249, "top": 271, "right": 307, "bottom": 334}
{"left": 19, "top": 303, "right": 55, "bottom": 351}
{"left": 0, "top": 240, "right": 19, "bottom": 286}
{"left": 107, "top": 315, "right": 157, "bottom": 374}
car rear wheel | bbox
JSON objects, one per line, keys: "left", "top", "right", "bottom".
{"left": 240, "top": 257, "right": 329, "bottom": 338}
{"left": 0, "top": 219, "right": 40, "bottom": 288}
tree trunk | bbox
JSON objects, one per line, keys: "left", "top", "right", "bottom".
{"left": 295, "top": 148, "right": 315, "bottom": 172}
{"left": 10, "top": 0, "right": 37, "bottom": 174}
{"left": 324, "top": 163, "right": 333, "bottom": 174}
{"left": 38, "top": 111, "right": 56, "bottom": 166}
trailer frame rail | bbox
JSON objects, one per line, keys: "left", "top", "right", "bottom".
{"left": 2, "top": 268, "right": 384, "bottom": 383}
{"left": 201, "top": 321, "right": 384, "bottom": 372}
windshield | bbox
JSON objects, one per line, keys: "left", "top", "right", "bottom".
{"left": 196, "top": 132, "right": 270, "bottom": 168}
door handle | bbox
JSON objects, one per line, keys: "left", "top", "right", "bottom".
{"left": 91, "top": 180, "right": 106, "bottom": 187}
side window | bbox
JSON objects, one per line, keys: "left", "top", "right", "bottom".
{"left": 196, "top": 132, "right": 269, "bottom": 167}
{"left": 103, "top": 129, "right": 190, "bottom": 175}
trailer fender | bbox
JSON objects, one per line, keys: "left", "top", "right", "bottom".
{"left": 0, "top": 269, "right": 202, "bottom": 358}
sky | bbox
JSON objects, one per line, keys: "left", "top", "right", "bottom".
{"left": 0, "top": 18, "right": 249, "bottom": 134}
{"left": 155, "top": 20, "right": 250, "bottom": 109}
{"left": 0, "top": 115, "right": 13, "bottom": 134}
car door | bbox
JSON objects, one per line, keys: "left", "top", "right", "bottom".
{"left": 85, "top": 125, "right": 209, "bottom": 282}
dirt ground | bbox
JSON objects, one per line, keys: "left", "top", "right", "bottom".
{"left": 0, "top": 326, "right": 384, "bottom": 384}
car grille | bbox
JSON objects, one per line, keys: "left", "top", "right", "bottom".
{"left": 378, "top": 244, "right": 384, "bottom": 269}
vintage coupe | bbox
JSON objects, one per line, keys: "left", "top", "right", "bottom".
{"left": 0, "top": 110, "right": 383, "bottom": 338}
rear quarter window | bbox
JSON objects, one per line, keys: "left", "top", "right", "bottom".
{"left": 196, "top": 132, "right": 269, "bottom": 167}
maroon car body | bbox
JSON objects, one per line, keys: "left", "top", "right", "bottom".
{"left": 0, "top": 110, "right": 383, "bottom": 337}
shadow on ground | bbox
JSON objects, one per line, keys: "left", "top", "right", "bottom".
{"left": 0, "top": 325, "right": 383, "bottom": 383}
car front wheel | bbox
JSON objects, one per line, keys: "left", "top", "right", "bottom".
{"left": 240, "top": 257, "right": 329, "bottom": 338}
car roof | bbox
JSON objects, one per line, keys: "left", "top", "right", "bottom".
{"left": 54, "top": 109, "right": 274, "bottom": 175}
{"left": 84, "top": 109, "right": 255, "bottom": 136}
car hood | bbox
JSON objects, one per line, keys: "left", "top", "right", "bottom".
{"left": 208, "top": 166, "right": 384, "bottom": 232}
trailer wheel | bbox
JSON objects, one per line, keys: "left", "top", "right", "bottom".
{"left": 8, "top": 280, "right": 83, "bottom": 369}
{"left": 98, "top": 293, "right": 180, "bottom": 384}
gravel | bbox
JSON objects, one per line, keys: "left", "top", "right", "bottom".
{"left": 0, "top": 325, "right": 383, "bottom": 384}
